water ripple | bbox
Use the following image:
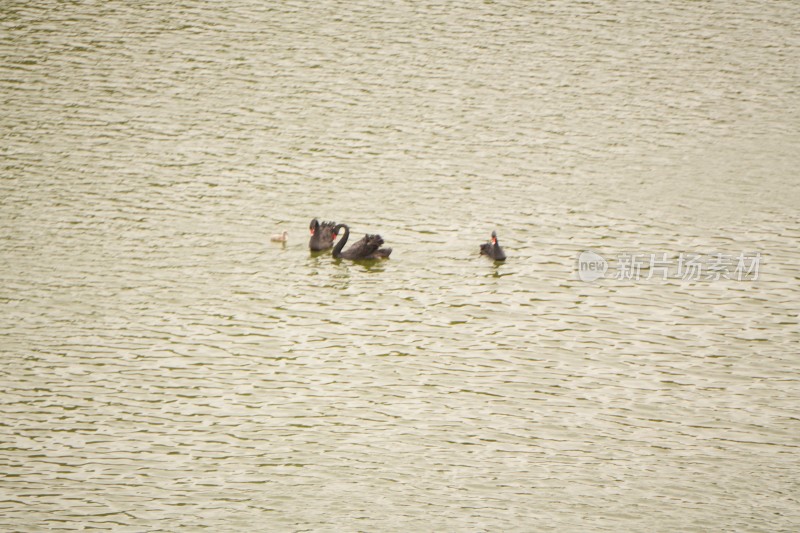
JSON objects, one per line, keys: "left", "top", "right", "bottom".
{"left": 2, "top": 0, "right": 799, "bottom": 531}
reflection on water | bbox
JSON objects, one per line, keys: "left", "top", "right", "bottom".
{"left": 1, "top": 0, "right": 799, "bottom": 531}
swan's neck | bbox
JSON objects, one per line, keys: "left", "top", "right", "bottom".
{"left": 332, "top": 225, "right": 349, "bottom": 258}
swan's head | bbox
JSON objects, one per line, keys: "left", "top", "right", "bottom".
{"left": 332, "top": 223, "right": 348, "bottom": 236}
{"left": 491, "top": 231, "right": 498, "bottom": 245}
{"left": 309, "top": 218, "right": 320, "bottom": 236}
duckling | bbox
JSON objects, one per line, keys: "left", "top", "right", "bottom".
{"left": 270, "top": 230, "right": 288, "bottom": 243}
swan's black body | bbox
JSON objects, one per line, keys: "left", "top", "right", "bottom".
{"left": 332, "top": 224, "right": 392, "bottom": 260}
{"left": 480, "top": 231, "right": 506, "bottom": 261}
{"left": 309, "top": 219, "right": 337, "bottom": 251}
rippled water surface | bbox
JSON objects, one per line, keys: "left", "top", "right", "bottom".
{"left": 2, "top": 0, "right": 799, "bottom": 531}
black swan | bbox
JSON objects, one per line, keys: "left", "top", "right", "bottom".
{"left": 332, "top": 224, "right": 392, "bottom": 260}
{"left": 309, "top": 219, "right": 337, "bottom": 251}
{"left": 480, "top": 231, "right": 506, "bottom": 261}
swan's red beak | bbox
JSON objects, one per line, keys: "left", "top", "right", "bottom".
{"left": 309, "top": 229, "right": 314, "bottom": 235}
{"left": 491, "top": 237, "right": 497, "bottom": 245}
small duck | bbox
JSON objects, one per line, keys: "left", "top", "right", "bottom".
{"left": 270, "top": 230, "right": 288, "bottom": 243}
{"left": 480, "top": 231, "right": 506, "bottom": 261}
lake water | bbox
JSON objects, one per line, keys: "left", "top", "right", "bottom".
{"left": 2, "top": 1, "right": 799, "bottom": 531}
